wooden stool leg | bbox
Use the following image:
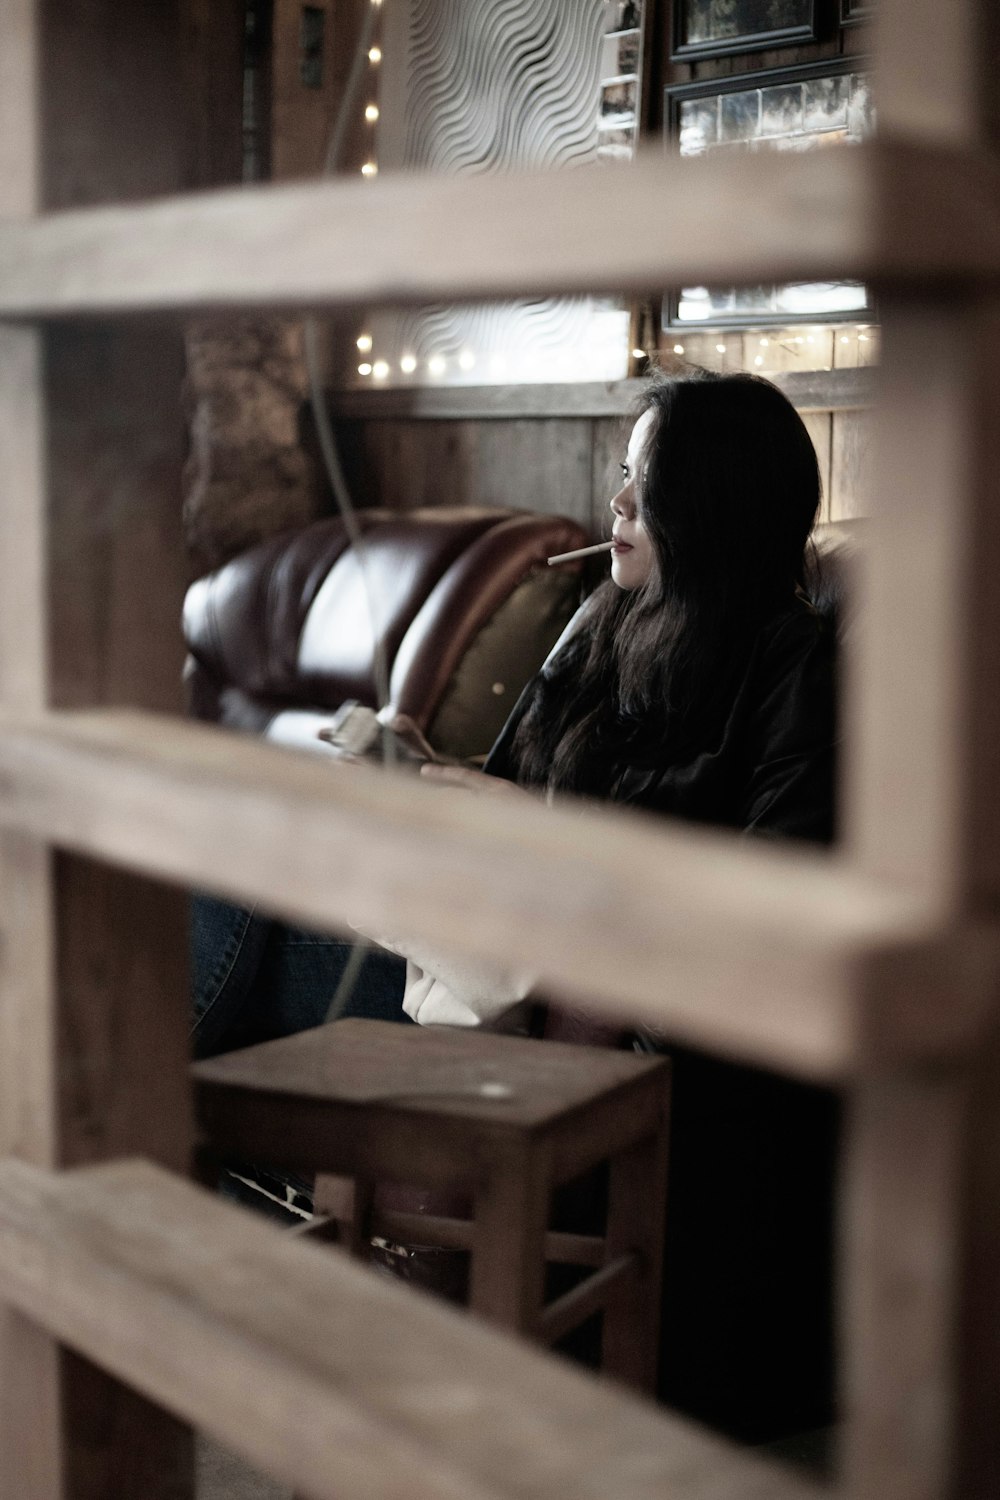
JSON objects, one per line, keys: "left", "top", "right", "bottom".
{"left": 314, "top": 1172, "right": 374, "bottom": 1258}
{"left": 469, "top": 1151, "right": 550, "bottom": 1335}
{"left": 601, "top": 1118, "right": 670, "bottom": 1394}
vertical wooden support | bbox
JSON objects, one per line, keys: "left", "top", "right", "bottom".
{"left": 470, "top": 1148, "right": 550, "bottom": 1333}
{"left": 842, "top": 1072, "right": 965, "bottom": 1500}
{"left": 842, "top": 6, "right": 1000, "bottom": 1498}
{"left": 0, "top": 3, "right": 195, "bottom": 1495}
{"left": 601, "top": 1120, "right": 669, "bottom": 1395}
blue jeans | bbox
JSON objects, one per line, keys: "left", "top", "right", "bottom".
{"left": 190, "top": 894, "right": 409, "bottom": 1058}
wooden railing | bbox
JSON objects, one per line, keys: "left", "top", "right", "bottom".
{"left": 0, "top": 0, "right": 998, "bottom": 1496}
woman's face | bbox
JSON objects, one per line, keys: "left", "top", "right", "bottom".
{"left": 609, "top": 408, "right": 657, "bottom": 591}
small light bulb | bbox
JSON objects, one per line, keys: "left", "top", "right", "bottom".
{"left": 672, "top": 344, "right": 684, "bottom": 355}
{"left": 356, "top": 333, "right": 373, "bottom": 352}
{"left": 806, "top": 335, "right": 815, "bottom": 343}
{"left": 372, "top": 359, "right": 390, "bottom": 380}
{"left": 794, "top": 336, "right": 804, "bottom": 345}
{"left": 759, "top": 337, "right": 770, "bottom": 347}
{"left": 358, "top": 362, "right": 373, "bottom": 376}
{"left": 632, "top": 347, "right": 645, "bottom": 360}
{"left": 754, "top": 354, "right": 764, "bottom": 367}
{"left": 360, "top": 161, "right": 378, "bottom": 178}
{"left": 400, "top": 354, "right": 417, "bottom": 374}
{"left": 368, "top": 45, "right": 382, "bottom": 63}
{"left": 365, "top": 104, "right": 379, "bottom": 122}
{"left": 428, "top": 355, "right": 447, "bottom": 377}
{"left": 458, "top": 350, "right": 476, "bottom": 371}
{"left": 858, "top": 333, "right": 870, "bottom": 342}
{"left": 840, "top": 335, "right": 850, "bottom": 344}
{"left": 715, "top": 343, "right": 726, "bottom": 354}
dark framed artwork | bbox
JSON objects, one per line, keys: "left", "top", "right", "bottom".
{"left": 663, "top": 57, "right": 875, "bottom": 328}
{"left": 840, "top": 0, "right": 873, "bottom": 24}
{"left": 672, "top": 0, "right": 818, "bottom": 61}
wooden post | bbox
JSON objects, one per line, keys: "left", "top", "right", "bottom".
{"left": 0, "top": 2, "right": 196, "bottom": 1494}
{"left": 842, "top": 4, "right": 1000, "bottom": 1497}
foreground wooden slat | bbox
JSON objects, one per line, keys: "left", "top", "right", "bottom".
{"left": 0, "top": 142, "right": 998, "bottom": 318}
{"left": 0, "top": 1157, "right": 825, "bottom": 1500}
{"left": 0, "top": 708, "right": 996, "bottom": 1080}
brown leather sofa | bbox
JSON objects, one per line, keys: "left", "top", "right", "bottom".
{"left": 183, "top": 505, "right": 590, "bottom": 761}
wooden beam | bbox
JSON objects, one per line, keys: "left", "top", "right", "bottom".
{"left": 0, "top": 1157, "right": 825, "bottom": 1500}
{"left": 0, "top": 142, "right": 998, "bottom": 319}
{"left": 326, "top": 368, "right": 875, "bottom": 422}
{"left": 0, "top": 708, "right": 996, "bottom": 1080}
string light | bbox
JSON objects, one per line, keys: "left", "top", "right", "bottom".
{"left": 673, "top": 344, "right": 685, "bottom": 355}
{"left": 458, "top": 350, "right": 476, "bottom": 371}
{"left": 428, "top": 355, "right": 447, "bottom": 377}
{"left": 754, "top": 354, "right": 764, "bottom": 367}
{"left": 353, "top": 15, "right": 382, "bottom": 376}
{"left": 759, "top": 337, "right": 770, "bottom": 347}
{"left": 631, "top": 347, "right": 645, "bottom": 360}
{"left": 400, "top": 354, "right": 417, "bottom": 374}
{"left": 715, "top": 343, "right": 726, "bottom": 354}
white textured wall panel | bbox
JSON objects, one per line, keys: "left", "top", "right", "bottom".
{"left": 361, "top": 0, "right": 631, "bottom": 386}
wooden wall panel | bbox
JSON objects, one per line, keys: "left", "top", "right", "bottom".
{"left": 591, "top": 416, "right": 628, "bottom": 535}
{"left": 336, "top": 400, "right": 859, "bottom": 534}
{"left": 830, "top": 410, "right": 871, "bottom": 521}
{"left": 801, "top": 411, "right": 834, "bottom": 522}
{"left": 180, "top": 0, "right": 245, "bottom": 189}
{"left": 474, "top": 419, "right": 593, "bottom": 523}
{"left": 0, "top": 3, "right": 197, "bottom": 1495}
{"left": 340, "top": 416, "right": 597, "bottom": 529}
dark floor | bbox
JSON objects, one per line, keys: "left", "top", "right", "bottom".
{"left": 197, "top": 1171, "right": 836, "bottom": 1497}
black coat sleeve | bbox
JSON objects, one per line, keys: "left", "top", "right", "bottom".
{"left": 737, "top": 608, "right": 838, "bottom": 844}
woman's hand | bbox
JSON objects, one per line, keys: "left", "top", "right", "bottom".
{"left": 419, "top": 764, "right": 536, "bottom": 798}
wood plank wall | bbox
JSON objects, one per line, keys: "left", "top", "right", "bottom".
{"left": 331, "top": 392, "right": 869, "bottom": 532}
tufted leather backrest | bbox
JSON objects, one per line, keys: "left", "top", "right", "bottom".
{"left": 183, "top": 506, "right": 590, "bottom": 760}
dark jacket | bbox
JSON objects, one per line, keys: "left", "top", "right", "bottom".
{"left": 488, "top": 596, "right": 839, "bottom": 1443}
{"left": 486, "top": 595, "right": 836, "bottom": 843}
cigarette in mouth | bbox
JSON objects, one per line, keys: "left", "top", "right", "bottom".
{"left": 546, "top": 540, "right": 616, "bottom": 567}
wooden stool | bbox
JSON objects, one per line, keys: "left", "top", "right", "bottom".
{"left": 193, "top": 1018, "right": 670, "bottom": 1392}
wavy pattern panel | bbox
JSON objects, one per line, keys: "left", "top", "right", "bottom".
{"left": 365, "top": 0, "right": 630, "bottom": 386}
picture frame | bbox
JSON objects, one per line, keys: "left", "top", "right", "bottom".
{"left": 672, "top": 0, "right": 818, "bottom": 62}
{"left": 840, "top": 0, "right": 873, "bottom": 25}
{"left": 662, "top": 57, "right": 875, "bottom": 328}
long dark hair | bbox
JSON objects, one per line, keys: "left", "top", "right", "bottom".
{"left": 510, "top": 371, "right": 822, "bottom": 795}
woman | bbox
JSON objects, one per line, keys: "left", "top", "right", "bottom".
{"left": 192, "top": 370, "right": 839, "bottom": 1441}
